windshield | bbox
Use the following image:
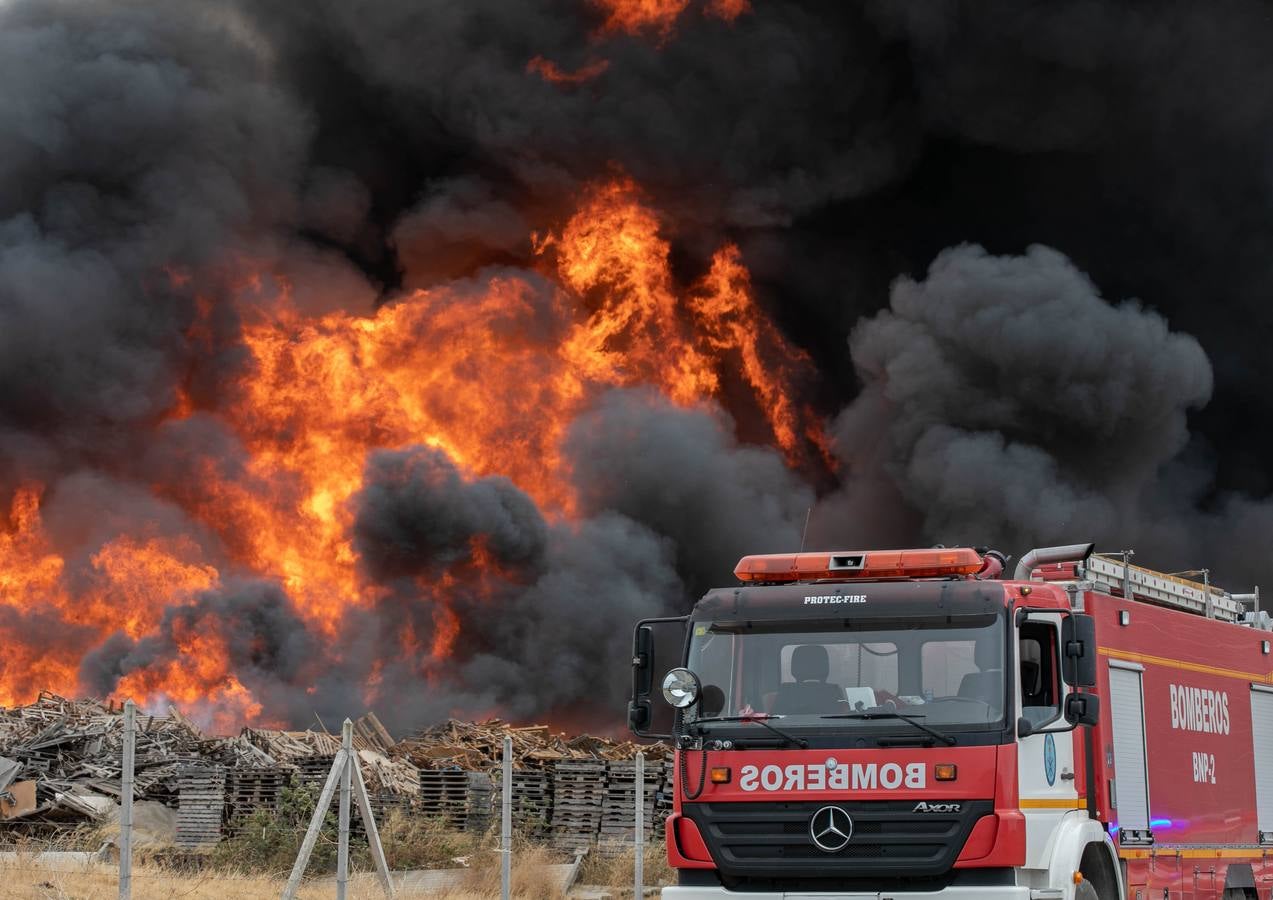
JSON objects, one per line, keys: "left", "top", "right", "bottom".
{"left": 686, "top": 615, "right": 1006, "bottom": 731}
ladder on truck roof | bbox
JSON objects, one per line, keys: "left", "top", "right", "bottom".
{"left": 1076, "top": 553, "right": 1257, "bottom": 624}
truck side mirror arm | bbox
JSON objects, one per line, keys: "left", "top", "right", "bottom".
{"left": 1025, "top": 691, "right": 1101, "bottom": 735}
{"left": 1064, "top": 691, "right": 1100, "bottom": 727}
{"left": 628, "top": 616, "right": 689, "bottom": 739}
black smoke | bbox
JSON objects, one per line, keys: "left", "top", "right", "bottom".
{"left": 346, "top": 444, "right": 679, "bottom": 728}
{"left": 1, "top": 0, "right": 1270, "bottom": 728}
{"left": 81, "top": 579, "right": 335, "bottom": 722}
{"left": 566, "top": 389, "right": 812, "bottom": 595}
{"left": 354, "top": 446, "right": 549, "bottom": 580}
{"left": 809, "top": 244, "right": 1235, "bottom": 574}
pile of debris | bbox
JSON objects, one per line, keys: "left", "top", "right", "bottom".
{"left": 392, "top": 719, "right": 669, "bottom": 772}
{"left": 0, "top": 693, "right": 223, "bottom": 826}
{"left": 0, "top": 696, "right": 670, "bottom": 853}
{"left": 392, "top": 720, "right": 672, "bottom": 851}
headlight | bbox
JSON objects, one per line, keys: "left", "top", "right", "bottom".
{"left": 662, "top": 667, "right": 701, "bottom": 709}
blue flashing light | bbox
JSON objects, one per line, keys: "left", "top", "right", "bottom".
{"left": 1107, "top": 818, "right": 1180, "bottom": 837}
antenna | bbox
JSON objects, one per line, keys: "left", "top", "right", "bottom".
{"left": 799, "top": 507, "right": 812, "bottom": 553}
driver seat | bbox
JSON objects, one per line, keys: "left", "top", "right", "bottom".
{"left": 1020, "top": 659, "right": 1045, "bottom": 707}
{"left": 771, "top": 645, "right": 842, "bottom": 715}
{"left": 956, "top": 640, "right": 1003, "bottom": 709}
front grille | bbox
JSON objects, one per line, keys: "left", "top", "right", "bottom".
{"left": 683, "top": 799, "right": 993, "bottom": 880}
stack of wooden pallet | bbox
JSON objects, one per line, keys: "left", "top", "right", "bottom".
{"left": 596, "top": 760, "right": 666, "bottom": 854}
{"left": 460, "top": 771, "right": 494, "bottom": 833}
{"left": 487, "top": 769, "right": 553, "bottom": 839}
{"left": 549, "top": 760, "right": 608, "bottom": 853}
{"left": 0, "top": 694, "right": 671, "bottom": 852}
{"left": 224, "top": 766, "right": 289, "bottom": 832}
{"left": 175, "top": 765, "right": 225, "bottom": 848}
{"left": 418, "top": 767, "right": 472, "bottom": 829}
{"left": 291, "top": 754, "right": 336, "bottom": 793}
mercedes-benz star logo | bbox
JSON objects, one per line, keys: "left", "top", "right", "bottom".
{"left": 809, "top": 805, "right": 853, "bottom": 852}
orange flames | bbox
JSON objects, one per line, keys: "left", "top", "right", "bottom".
{"left": 527, "top": 55, "right": 612, "bottom": 86}
{"left": 592, "top": 0, "right": 750, "bottom": 37}
{"left": 529, "top": 0, "right": 750, "bottom": 94}
{"left": 0, "top": 176, "right": 818, "bottom": 729}
{"left": 0, "top": 485, "right": 236, "bottom": 725}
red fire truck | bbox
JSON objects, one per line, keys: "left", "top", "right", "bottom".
{"left": 629, "top": 544, "right": 1273, "bottom": 900}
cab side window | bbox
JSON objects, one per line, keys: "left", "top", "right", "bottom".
{"left": 1019, "top": 623, "right": 1061, "bottom": 726}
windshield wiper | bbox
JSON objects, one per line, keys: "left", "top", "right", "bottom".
{"left": 820, "top": 711, "right": 956, "bottom": 746}
{"left": 690, "top": 714, "right": 809, "bottom": 748}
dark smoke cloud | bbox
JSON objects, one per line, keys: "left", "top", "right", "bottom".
{"left": 343, "top": 446, "right": 681, "bottom": 729}
{"left": 810, "top": 244, "right": 1271, "bottom": 587}
{"left": 235, "top": 1, "right": 918, "bottom": 239}
{"left": 392, "top": 177, "right": 532, "bottom": 290}
{"left": 566, "top": 389, "right": 813, "bottom": 594}
{"left": 0, "top": 0, "right": 312, "bottom": 475}
{"left": 354, "top": 446, "right": 549, "bottom": 580}
{"left": 80, "top": 579, "right": 327, "bottom": 723}
{"left": 370, "top": 512, "right": 679, "bottom": 728}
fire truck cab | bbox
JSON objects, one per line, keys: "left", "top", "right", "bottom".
{"left": 629, "top": 544, "right": 1273, "bottom": 900}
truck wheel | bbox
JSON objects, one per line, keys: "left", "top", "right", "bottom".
{"left": 1078, "top": 842, "right": 1119, "bottom": 900}
{"left": 1074, "top": 880, "right": 1101, "bottom": 900}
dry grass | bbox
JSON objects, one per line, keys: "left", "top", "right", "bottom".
{"left": 431, "top": 846, "right": 567, "bottom": 899}
{"left": 0, "top": 826, "right": 673, "bottom": 898}
{"left": 576, "top": 844, "right": 674, "bottom": 896}
{"left": 0, "top": 846, "right": 585, "bottom": 899}
{"left": 0, "top": 857, "right": 374, "bottom": 899}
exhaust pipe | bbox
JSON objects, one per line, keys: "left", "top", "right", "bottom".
{"left": 975, "top": 549, "right": 1007, "bottom": 580}
{"left": 1013, "top": 543, "right": 1095, "bottom": 582}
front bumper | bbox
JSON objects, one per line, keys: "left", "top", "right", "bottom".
{"left": 662, "top": 887, "right": 1063, "bottom": 899}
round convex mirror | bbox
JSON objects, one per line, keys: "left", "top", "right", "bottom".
{"left": 661, "top": 667, "right": 701, "bottom": 709}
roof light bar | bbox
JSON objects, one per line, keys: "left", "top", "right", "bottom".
{"left": 733, "top": 548, "right": 984, "bottom": 583}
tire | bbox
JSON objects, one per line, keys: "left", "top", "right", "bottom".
{"left": 1078, "top": 841, "right": 1120, "bottom": 900}
{"left": 1074, "top": 880, "right": 1100, "bottom": 900}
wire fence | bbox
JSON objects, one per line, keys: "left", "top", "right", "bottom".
{"left": 93, "top": 713, "right": 656, "bottom": 899}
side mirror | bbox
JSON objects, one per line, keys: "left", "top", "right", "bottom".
{"left": 1017, "top": 716, "right": 1034, "bottom": 739}
{"left": 627, "top": 701, "right": 648, "bottom": 731}
{"left": 1064, "top": 691, "right": 1100, "bottom": 727}
{"left": 629, "top": 617, "right": 688, "bottom": 738}
{"left": 1062, "top": 613, "right": 1098, "bottom": 687}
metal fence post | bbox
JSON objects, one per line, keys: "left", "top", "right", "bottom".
{"left": 337, "top": 719, "right": 353, "bottom": 900}
{"left": 501, "top": 735, "right": 512, "bottom": 900}
{"left": 281, "top": 748, "right": 349, "bottom": 900}
{"left": 119, "top": 699, "right": 135, "bottom": 900}
{"left": 351, "top": 757, "right": 396, "bottom": 897}
{"left": 635, "top": 752, "right": 644, "bottom": 899}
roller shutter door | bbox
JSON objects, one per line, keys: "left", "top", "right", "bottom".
{"left": 1109, "top": 663, "right": 1151, "bottom": 834}
{"left": 1251, "top": 685, "right": 1273, "bottom": 836}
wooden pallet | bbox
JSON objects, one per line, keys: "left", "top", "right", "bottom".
{"left": 224, "top": 766, "right": 290, "bottom": 830}
{"left": 175, "top": 765, "right": 226, "bottom": 848}
{"left": 549, "top": 760, "right": 607, "bottom": 850}
{"left": 464, "top": 771, "right": 495, "bottom": 833}
{"left": 597, "top": 760, "right": 663, "bottom": 848}
{"left": 487, "top": 769, "right": 553, "bottom": 838}
{"left": 417, "top": 768, "right": 472, "bottom": 829}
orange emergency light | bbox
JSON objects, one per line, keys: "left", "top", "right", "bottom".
{"left": 733, "top": 548, "right": 984, "bottom": 583}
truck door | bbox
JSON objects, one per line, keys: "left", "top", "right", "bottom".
{"left": 1109, "top": 660, "right": 1153, "bottom": 845}
{"left": 1250, "top": 684, "right": 1273, "bottom": 844}
{"left": 1017, "top": 617, "right": 1080, "bottom": 868}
